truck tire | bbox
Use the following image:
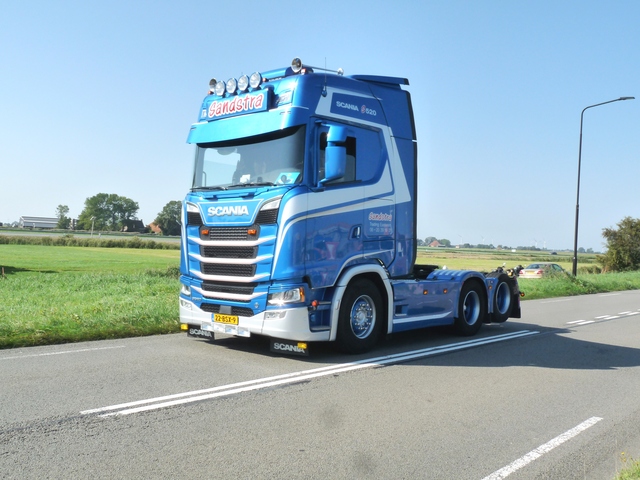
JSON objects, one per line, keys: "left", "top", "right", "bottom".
{"left": 490, "top": 273, "right": 512, "bottom": 323}
{"left": 336, "top": 278, "right": 383, "bottom": 354}
{"left": 454, "top": 281, "right": 486, "bottom": 336}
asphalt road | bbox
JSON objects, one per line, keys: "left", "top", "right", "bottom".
{"left": 1, "top": 291, "right": 640, "bottom": 479}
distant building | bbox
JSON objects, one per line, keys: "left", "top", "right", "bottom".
{"left": 121, "top": 219, "right": 147, "bottom": 233}
{"left": 19, "top": 216, "right": 57, "bottom": 229}
{"left": 428, "top": 240, "right": 443, "bottom": 248}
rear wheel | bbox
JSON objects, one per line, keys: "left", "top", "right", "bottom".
{"left": 454, "top": 281, "right": 486, "bottom": 336}
{"left": 491, "top": 273, "right": 513, "bottom": 323}
{"left": 336, "top": 278, "right": 383, "bottom": 354}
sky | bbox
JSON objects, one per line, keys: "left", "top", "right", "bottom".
{"left": 1, "top": 0, "right": 638, "bottom": 252}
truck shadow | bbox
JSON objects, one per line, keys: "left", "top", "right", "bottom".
{"left": 206, "top": 320, "right": 640, "bottom": 372}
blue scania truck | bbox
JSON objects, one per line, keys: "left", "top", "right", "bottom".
{"left": 179, "top": 57, "right": 521, "bottom": 354}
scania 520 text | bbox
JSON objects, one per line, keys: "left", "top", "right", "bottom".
{"left": 179, "top": 57, "right": 521, "bottom": 354}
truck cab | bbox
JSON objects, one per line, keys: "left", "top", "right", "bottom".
{"left": 179, "top": 58, "right": 520, "bottom": 354}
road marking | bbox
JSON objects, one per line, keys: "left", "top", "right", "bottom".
{"left": 567, "top": 320, "right": 595, "bottom": 326}
{"left": 481, "top": 416, "right": 603, "bottom": 480}
{"left": 0, "top": 345, "right": 125, "bottom": 361}
{"left": 81, "top": 330, "right": 539, "bottom": 417}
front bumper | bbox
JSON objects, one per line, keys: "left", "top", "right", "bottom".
{"left": 179, "top": 299, "right": 331, "bottom": 342}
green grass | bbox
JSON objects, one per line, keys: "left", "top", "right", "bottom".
{"left": 0, "top": 244, "right": 180, "bottom": 348}
{"left": 617, "top": 454, "right": 640, "bottom": 480}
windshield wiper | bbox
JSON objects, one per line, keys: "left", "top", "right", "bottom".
{"left": 227, "top": 182, "right": 276, "bottom": 188}
{"left": 191, "top": 186, "right": 227, "bottom": 192}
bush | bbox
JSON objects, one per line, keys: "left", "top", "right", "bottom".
{"left": 0, "top": 235, "right": 179, "bottom": 250}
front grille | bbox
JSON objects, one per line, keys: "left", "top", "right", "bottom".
{"left": 200, "top": 303, "right": 255, "bottom": 317}
{"left": 202, "top": 263, "right": 256, "bottom": 277}
{"left": 207, "top": 226, "right": 260, "bottom": 241}
{"left": 187, "top": 212, "right": 203, "bottom": 226}
{"left": 202, "top": 282, "right": 255, "bottom": 295}
{"left": 256, "top": 209, "right": 278, "bottom": 224}
{"left": 201, "top": 246, "right": 257, "bottom": 259}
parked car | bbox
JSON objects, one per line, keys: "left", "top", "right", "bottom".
{"left": 519, "top": 262, "right": 566, "bottom": 279}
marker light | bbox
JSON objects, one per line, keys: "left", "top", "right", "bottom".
{"left": 238, "top": 75, "right": 249, "bottom": 92}
{"left": 208, "top": 78, "right": 217, "bottom": 94}
{"left": 226, "top": 77, "right": 238, "bottom": 95}
{"left": 214, "top": 80, "right": 226, "bottom": 96}
{"left": 291, "top": 57, "right": 302, "bottom": 73}
{"left": 249, "top": 72, "right": 262, "bottom": 89}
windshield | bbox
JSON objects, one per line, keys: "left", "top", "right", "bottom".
{"left": 192, "top": 126, "right": 305, "bottom": 190}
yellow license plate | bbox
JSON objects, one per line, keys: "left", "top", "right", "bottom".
{"left": 214, "top": 313, "right": 239, "bottom": 325}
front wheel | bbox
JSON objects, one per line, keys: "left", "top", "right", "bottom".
{"left": 336, "top": 278, "right": 384, "bottom": 354}
{"left": 454, "top": 281, "right": 486, "bottom": 336}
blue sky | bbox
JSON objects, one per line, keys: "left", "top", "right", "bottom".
{"left": 1, "top": 0, "right": 638, "bottom": 251}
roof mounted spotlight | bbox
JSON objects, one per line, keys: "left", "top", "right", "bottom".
{"left": 249, "top": 72, "right": 263, "bottom": 89}
{"left": 291, "top": 57, "right": 303, "bottom": 74}
{"left": 237, "top": 74, "right": 249, "bottom": 92}
{"left": 208, "top": 78, "right": 217, "bottom": 94}
{"left": 290, "top": 56, "right": 343, "bottom": 76}
{"left": 226, "top": 77, "right": 238, "bottom": 95}
{"left": 214, "top": 80, "right": 226, "bottom": 97}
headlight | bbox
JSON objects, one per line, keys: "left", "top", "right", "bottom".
{"left": 261, "top": 196, "right": 282, "bottom": 211}
{"left": 268, "top": 287, "right": 305, "bottom": 305}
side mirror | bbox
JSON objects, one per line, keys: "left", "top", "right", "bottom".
{"left": 321, "top": 125, "right": 347, "bottom": 183}
{"left": 323, "top": 145, "right": 346, "bottom": 182}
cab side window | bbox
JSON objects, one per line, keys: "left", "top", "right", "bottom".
{"left": 317, "top": 127, "right": 384, "bottom": 186}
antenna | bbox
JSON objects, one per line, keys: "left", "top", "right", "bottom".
{"left": 322, "top": 57, "right": 328, "bottom": 97}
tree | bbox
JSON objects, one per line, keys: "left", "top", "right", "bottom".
{"left": 77, "top": 193, "right": 140, "bottom": 231}
{"left": 598, "top": 216, "right": 640, "bottom": 272}
{"left": 55, "top": 204, "right": 71, "bottom": 229}
{"left": 154, "top": 200, "right": 182, "bottom": 236}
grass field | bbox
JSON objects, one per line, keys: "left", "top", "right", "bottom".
{"left": 0, "top": 244, "right": 180, "bottom": 348}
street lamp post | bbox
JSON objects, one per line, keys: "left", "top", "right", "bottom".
{"left": 572, "top": 96, "right": 634, "bottom": 276}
